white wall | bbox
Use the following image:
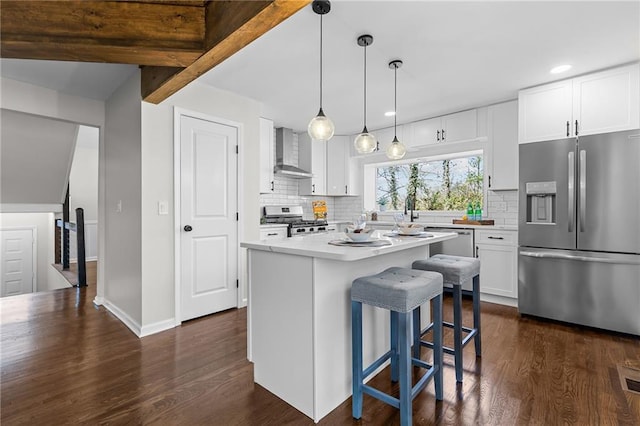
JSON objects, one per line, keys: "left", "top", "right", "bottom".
{"left": 69, "top": 126, "right": 99, "bottom": 221}
{"left": 104, "top": 71, "right": 143, "bottom": 327}
{"left": 0, "top": 212, "right": 70, "bottom": 292}
{"left": 140, "top": 81, "right": 262, "bottom": 327}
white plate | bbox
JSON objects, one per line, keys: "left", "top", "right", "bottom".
{"left": 398, "top": 230, "right": 422, "bottom": 236}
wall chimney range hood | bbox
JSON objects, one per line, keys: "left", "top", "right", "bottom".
{"left": 274, "top": 127, "right": 313, "bottom": 179}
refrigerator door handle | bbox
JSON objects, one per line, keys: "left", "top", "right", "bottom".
{"left": 520, "top": 251, "right": 640, "bottom": 265}
{"left": 579, "top": 149, "right": 586, "bottom": 232}
{"left": 568, "top": 151, "right": 575, "bottom": 232}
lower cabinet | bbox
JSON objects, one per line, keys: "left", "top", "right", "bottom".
{"left": 259, "top": 227, "right": 288, "bottom": 240}
{"left": 475, "top": 229, "right": 517, "bottom": 300}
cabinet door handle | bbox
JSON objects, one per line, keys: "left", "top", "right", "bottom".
{"left": 488, "top": 175, "right": 492, "bottom": 188}
{"left": 312, "top": 184, "right": 315, "bottom": 193}
{"left": 441, "top": 129, "right": 446, "bottom": 141}
{"left": 271, "top": 181, "right": 274, "bottom": 191}
{"left": 436, "top": 130, "right": 440, "bottom": 141}
{"left": 488, "top": 236, "right": 504, "bottom": 240}
{"left": 566, "top": 121, "right": 570, "bottom": 137}
{"left": 575, "top": 120, "right": 579, "bottom": 136}
{"left": 184, "top": 225, "right": 193, "bottom": 232}
{"left": 345, "top": 185, "right": 348, "bottom": 195}
{"left": 267, "top": 232, "right": 278, "bottom": 236}
{"left": 475, "top": 246, "right": 479, "bottom": 257}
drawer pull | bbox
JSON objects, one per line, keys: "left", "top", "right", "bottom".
{"left": 488, "top": 236, "right": 504, "bottom": 240}
{"left": 267, "top": 233, "right": 278, "bottom": 236}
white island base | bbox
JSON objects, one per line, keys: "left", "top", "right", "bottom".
{"left": 244, "top": 232, "right": 456, "bottom": 422}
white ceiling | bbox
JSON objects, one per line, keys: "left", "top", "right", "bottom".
{"left": 0, "top": 1, "right": 638, "bottom": 136}
{"left": 0, "top": 59, "right": 137, "bottom": 101}
{"left": 198, "top": 0, "right": 640, "bottom": 134}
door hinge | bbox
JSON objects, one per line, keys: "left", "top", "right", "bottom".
{"left": 236, "top": 212, "right": 239, "bottom": 221}
{"left": 236, "top": 145, "right": 239, "bottom": 154}
{"left": 236, "top": 279, "right": 239, "bottom": 288}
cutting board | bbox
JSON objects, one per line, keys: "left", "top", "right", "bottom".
{"left": 452, "top": 219, "right": 495, "bottom": 225}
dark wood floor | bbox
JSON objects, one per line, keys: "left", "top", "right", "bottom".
{"left": 1, "top": 275, "right": 639, "bottom": 425}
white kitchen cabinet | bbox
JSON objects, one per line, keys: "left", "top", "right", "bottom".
{"left": 518, "top": 63, "right": 639, "bottom": 143}
{"left": 407, "top": 109, "right": 478, "bottom": 147}
{"left": 259, "top": 226, "right": 288, "bottom": 240}
{"left": 475, "top": 229, "right": 517, "bottom": 299}
{"left": 369, "top": 126, "right": 402, "bottom": 154}
{"left": 572, "top": 64, "right": 640, "bottom": 137}
{"left": 298, "top": 132, "right": 326, "bottom": 195}
{"left": 518, "top": 80, "right": 573, "bottom": 144}
{"left": 259, "top": 117, "right": 275, "bottom": 193}
{"left": 327, "top": 136, "right": 356, "bottom": 195}
{"left": 487, "top": 101, "right": 519, "bottom": 190}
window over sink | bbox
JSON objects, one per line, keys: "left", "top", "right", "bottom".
{"left": 372, "top": 151, "right": 484, "bottom": 213}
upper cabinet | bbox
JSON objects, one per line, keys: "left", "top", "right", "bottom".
{"left": 299, "top": 133, "right": 326, "bottom": 196}
{"left": 407, "top": 109, "right": 479, "bottom": 147}
{"left": 487, "top": 101, "right": 518, "bottom": 190}
{"left": 368, "top": 126, "right": 403, "bottom": 155}
{"left": 327, "top": 136, "right": 356, "bottom": 195}
{"left": 259, "top": 117, "right": 275, "bottom": 193}
{"left": 519, "top": 63, "right": 640, "bottom": 143}
{"left": 572, "top": 64, "right": 640, "bottom": 137}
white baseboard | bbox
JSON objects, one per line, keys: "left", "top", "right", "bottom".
{"left": 98, "top": 298, "right": 175, "bottom": 338}
{"left": 140, "top": 319, "right": 176, "bottom": 337}
{"left": 480, "top": 293, "right": 518, "bottom": 307}
{"left": 102, "top": 299, "right": 142, "bottom": 337}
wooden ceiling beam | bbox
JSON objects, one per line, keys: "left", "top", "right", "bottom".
{"left": 0, "top": 1, "right": 205, "bottom": 66}
{"left": 1, "top": 0, "right": 310, "bottom": 104}
{"left": 141, "top": 0, "right": 310, "bottom": 104}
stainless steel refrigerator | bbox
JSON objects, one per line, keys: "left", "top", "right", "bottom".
{"left": 518, "top": 129, "right": 640, "bottom": 335}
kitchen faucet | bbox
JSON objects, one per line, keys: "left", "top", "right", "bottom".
{"left": 403, "top": 195, "right": 419, "bottom": 222}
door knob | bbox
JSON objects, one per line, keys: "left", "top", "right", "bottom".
{"left": 184, "top": 225, "right": 193, "bottom": 232}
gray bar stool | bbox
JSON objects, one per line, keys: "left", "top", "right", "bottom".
{"left": 412, "top": 254, "right": 481, "bottom": 382}
{"left": 351, "top": 267, "right": 444, "bottom": 426}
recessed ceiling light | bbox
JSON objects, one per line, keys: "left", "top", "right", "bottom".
{"left": 550, "top": 64, "right": 572, "bottom": 74}
{"left": 385, "top": 111, "right": 396, "bottom": 117}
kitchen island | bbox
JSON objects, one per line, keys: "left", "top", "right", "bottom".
{"left": 241, "top": 230, "right": 457, "bottom": 422}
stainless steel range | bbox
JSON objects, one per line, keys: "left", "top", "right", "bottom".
{"left": 263, "top": 205, "right": 328, "bottom": 237}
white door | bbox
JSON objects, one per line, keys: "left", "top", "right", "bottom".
{"left": 1, "top": 229, "right": 34, "bottom": 297}
{"left": 518, "top": 80, "right": 573, "bottom": 143}
{"left": 180, "top": 115, "right": 238, "bottom": 321}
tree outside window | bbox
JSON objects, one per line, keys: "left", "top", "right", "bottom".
{"left": 376, "top": 155, "right": 483, "bottom": 211}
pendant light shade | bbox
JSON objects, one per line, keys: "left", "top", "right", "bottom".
{"left": 308, "top": 0, "right": 334, "bottom": 142}
{"left": 386, "top": 59, "right": 406, "bottom": 160}
{"left": 354, "top": 34, "right": 377, "bottom": 154}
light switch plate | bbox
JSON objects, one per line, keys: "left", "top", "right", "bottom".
{"left": 158, "top": 201, "right": 169, "bottom": 215}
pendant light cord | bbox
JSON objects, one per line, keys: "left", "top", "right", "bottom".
{"left": 394, "top": 65, "right": 397, "bottom": 138}
{"left": 319, "top": 14, "right": 323, "bottom": 109}
{"left": 363, "top": 42, "right": 367, "bottom": 128}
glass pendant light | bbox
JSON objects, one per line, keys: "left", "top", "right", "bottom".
{"left": 354, "top": 34, "right": 377, "bottom": 154}
{"left": 308, "top": 0, "right": 335, "bottom": 142}
{"left": 386, "top": 59, "right": 406, "bottom": 160}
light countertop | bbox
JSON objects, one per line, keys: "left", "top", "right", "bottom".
{"left": 241, "top": 230, "right": 457, "bottom": 261}
{"left": 367, "top": 221, "right": 518, "bottom": 231}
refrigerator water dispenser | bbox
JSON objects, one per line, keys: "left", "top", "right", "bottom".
{"left": 526, "top": 181, "right": 556, "bottom": 224}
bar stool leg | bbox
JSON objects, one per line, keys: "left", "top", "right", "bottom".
{"left": 390, "top": 311, "right": 399, "bottom": 382}
{"left": 412, "top": 307, "right": 421, "bottom": 360}
{"left": 453, "top": 284, "right": 463, "bottom": 382}
{"left": 398, "top": 311, "right": 412, "bottom": 426}
{"left": 473, "top": 275, "right": 481, "bottom": 357}
{"left": 351, "top": 301, "right": 363, "bottom": 419}
{"left": 432, "top": 293, "right": 443, "bottom": 400}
